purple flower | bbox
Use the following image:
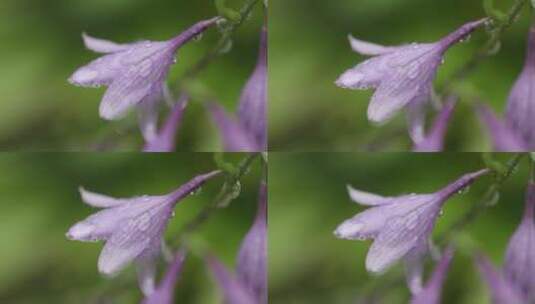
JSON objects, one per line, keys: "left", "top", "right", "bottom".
{"left": 504, "top": 181, "right": 535, "bottom": 303}
{"left": 475, "top": 254, "right": 527, "bottom": 304}
{"left": 206, "top": 255, "right": 257, "bottom": 304}
{"left": 236, "top": 182, "right": 267, "bottom": 304}
{"left": 413, "top": 98, "right": 457, "bottom": 152}
{"left": 209, "top": 27, "right": 267, "bottom": 152}
{"left": 475, "top": 103, "right": 529, "bottom": 152}
{"left": 238, "top": 26, "right": 267, "bottom": 150}
{"left": 410, "top": 248, "right": 454, "bottom": 304}
{"left": 334, "top": 169, "right": 489, "bottom": 289}
{"left": 69, "top": 18, "right": 219, "bottom": 139}
{"left": 506, "top": 25, "right": 535, "bottom": 150}
{"left": 336, "top": 19, "right": 486, "bottom": 141}
{"left": 141, "top": 250, "right": 186, "bottom": 304}
{"left": 143, "top": 94, "right": 189, "bottom": 152}
{"left": 66, "top": 171, "right": 220, "bottom": 295}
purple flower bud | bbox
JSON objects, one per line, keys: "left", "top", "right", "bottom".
{"left": 206, "top": 255, "right": 257, "bottom": 304}
{"left": 504, "top": 182, "right": 535, "bottom": 303}
{"left": 413, "top": 98, "right": 457, "bottom": 152}
{"left": 141, "top": 251, "right": 186, "bottom": 304}
{"left": 238, "top": 27, "right": 267, "bottom": 150}
{"left": 410, "top": 248, "right": 454, "bottom": 304}
{"left": 69, "top": 18, "right": 219, "bottom": 138}
{"left": 66, "top": 171, "right": 220, "bottom": 295}
{"left": 334, "top": 169, "right": 489, "bottom": 278}
{"left": 475, "top": 254, "right": 527, "bottom": 304}
{"left": 143, "top": 94, "right": 189, "bottom": 152}
{"left": 475, "top": 103, "right": 529, "bottom": 152}
{"left": 506, "top": 25, "right": 535, "bottom": 150}
{"left": 236, "top": 182, "right": 267, "bottom": 304}
{"left": 208, "top": 102, "right": 260, "bottom": 152}
{"left": 336, "top": 19, "right": 486, "bottom": 141}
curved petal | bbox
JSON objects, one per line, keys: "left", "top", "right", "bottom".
{"left": 207, "top": 256, "right": 257, "bottom": 304}
{"left": 410, "top": 248, "right": 454, "bottom": 304}
{"left": 348, "top": 35, "right": 398, "bottom": 55}
{"left": 347, "top": 185, "right": 399, "bottom": 206}
{"left": 68, "top": 53, "right": 123, "bottom": 87}
{"left": 79, "top": 187, "right": 131, "bottom": 208}
{"left": 413, "top": 98, "right": 457, "bottom": 152}
{"left": 475, "top": 103, "right": 528, "bottom": 152}
{"left": 82, "top": 33, "right": 132, "bottom": 53}
{"left": 236, "top": 182, "right": 267, "bottom": 304}
{"left": 137, "top": 253, "right": 158, "bottom": 296}
{"left": 208, "top": 102, "right": 260, "bottom": 152}
{"left": 98, "top": 232, "right": 151, "bottom": 276}
{"left": 476, "top": 254, "right": 526, "bottom": 304}
{"left": 99, "top": 74, "right": 156, "bottom": 120}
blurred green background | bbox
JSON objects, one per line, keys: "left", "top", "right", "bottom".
{"left": 269, "top": 0, "right": 532, "bottom": 151}
{"left": 269, "top": 153, "right": 529, "bottom": 303}
{"left": 0, "top": 0, "right": 263, "bottom": 151}
{"left": 0, "top": 153, "right": 263, "bottom": 303}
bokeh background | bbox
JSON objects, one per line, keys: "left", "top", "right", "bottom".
{"left": 0, "top": 0, "right": 263, "bottom": 151}
{"left": 269, "top": 0, "right": 531, "bottom": 151}
{"left": 269, "top": 153, "right": 530, "bottom": 303}
{"left": 0, "top": 153, "right": 263, "bottom": 303}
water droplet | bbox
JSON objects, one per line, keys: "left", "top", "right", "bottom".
{"left": 440, "top": 58, "right": 445, "bottom": 65}
{"left": 190, "top": 187, "right": 202, "bottom": 196}
{"left": 487, "top": 192, "right": 500, "bottom": 206}
{"left": 144, "top": 42, "right": 153, "bottom": 48}
{"left": 457, "top": 186, "right": 470, "bottom": 195}
{"left": 172, "top": 57, "right": 177, "bottom": 64}
{"left": 193, "top": 33, "right": 203, "bottom": 42}
{"left": 219, "top": 39, "right": 233, "bottom": 54}
{"left": 438, "top": 209, "right": 444, "bottom": 217}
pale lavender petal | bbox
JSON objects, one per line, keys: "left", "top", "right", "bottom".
{"left": 79, "top": 187, "right": 132, "bottom": 208}
{"left": 406, "top": 97, "right": 428, "bottom": 144}
{"left": 405, "top": 242, "right": 428, "bottom": 295}
{"left": 137, "top": 253, "right": 158, "bottom": 296}
{"left": 143, "top": 94, "right": 189, "bottom": 152}
{"left": 504, "top": 182, "right": 535, "bottom": 302}
{"left": 476, "top": 103, "right": 528, "bottom": 152}
{"left": 237, "top": 182, "right": 267, "bottom": 304}
{"left": 82, "top": 33, "right": 132, "bottom": 53}
{"left": 142, "top": 251, "right": 186, "bottom": 304}
{"left": 348, "top": 35, "right": 399, "bottom": 55}
{"left": 506, "top": 26, "right": 535, "bottom": 150}
{"left": 98, "top": 230, "right": 153, "bottom": 275}
{"left": 410, "top": 248, "right": 454, "bottom": 304}
{"left": 138, "top": 97, "right": 160, "bottom": 143}
{"left": 476, "top": 254, "right": 526, "bottom": 304}
{"left": 207, "top": 256, "right": 257, "bottom": 304}
{"left": 413, "top": 99, "right": 457, "bottom": 152}
{"left": 208, "top": 102, "right": 260, "bottom": 152}
{"left": 238, "top": 27, "right": 267, "bottom": 150}
{"left": 68, "top": 53, "right": 123, "bottom": 87}
{"left": 346, "top": 185, "right": 405, "bottom": 206}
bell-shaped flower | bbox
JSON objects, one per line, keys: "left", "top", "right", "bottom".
{"left": 336, "top": 19, "right": 486, "bottom": 141}
{"left": 334, "top": 169, "right": 489, "bottom": 287}
{"left": 410, "top": 248, "right": 454, "bottom": 304}
{"left": 141, "top": 250, "right": 186, "bottom": 304}
{"left": 237, "top": 26, "right": 267, "bottom": 150}
{"left": 208, "top": 27, "right": 267, "bottom": 152}
{"left": 504, "top": 181, "right": 535, "bottom": 303}
{"left": 206, "top": 255, "right": 257, "bottom": 304}
{"left": 413, "top": 98, "right": 456, "bottom": 152}
{"left": 475, "top": 254, "right": 527, "bottom": 304}
{"left": 236, "top": 182, "right": 267, "bottom": 304}
{"left": 66, "top": 171, "right": 220, "bottom": 295}
{"left": 68, "top": 17, "right": 219, "bottom": 139}
{"left": 475, "top": 103, "right": 529, "bottom": 152}
{"left": 506, "top": 25, "right": 535, "bottom": 150}
{"left": 143, "top": 94, "right": 189, "bottom": 152}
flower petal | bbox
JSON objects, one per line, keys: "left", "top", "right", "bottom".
{"left": 347, "top": 185, "right": 400, "bottom": 206}
{"left": 79, "top": 187, "right": 132, "bottom": 208}
{"left": 207, "top": 255, "right": 257, "bottom": 304}
{"left": 405, "top": 242, "right": 428, "bottom": 295}
{"left": 236, "top": 182, "right": 267, "bottom": 304}
{"left": 208, "top": 102, "right": 260, "bottom": 152}
{"left": 413, "top": 98, "right": 457, "bottom": 152}
{"left": 68, "top": 53, "right": 123, "bottom": 87}
{"left": 410, "top": 247, "right": 454, "bottom": 304}
{"left": 475, "top": 103, "right": 528, "bottom": 152}
{"left": 141, "top": 251, "right": 186, "bottom": 304}
{"left": 99, "top": 73, "right": 156, "bottom": 120}
{"left": 237, "top": 27, "right": 267, "bottom": 150}
{"left": 476, "top": 254, "right": 526, "bottom": 304}
{"left": 137, "top": 253, "right": 158, "bottom": 296}
{"left": 98, "top": 231, "right": 151, "bottom": 276}
{"left": 82, "top": 33, "right": 132, "bottom": 53}
{"left": 348, "top": 35, "right": 399, "bottom": 55}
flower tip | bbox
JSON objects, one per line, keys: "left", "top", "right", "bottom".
{"left": 66, "top": 222, "right": 95, "bottom": 241}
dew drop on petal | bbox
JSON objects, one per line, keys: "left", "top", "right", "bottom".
{"left": 457, "top": 186, "right": 470, "bottom": 195}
